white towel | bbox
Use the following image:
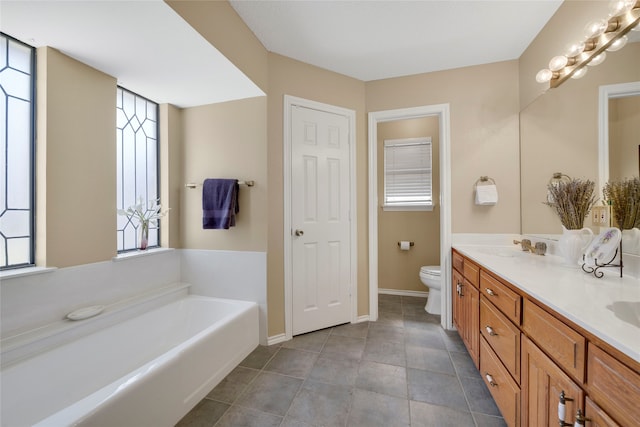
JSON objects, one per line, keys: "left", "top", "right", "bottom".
{"left": 475, "top": 184, "right": 498, "bottom": 205}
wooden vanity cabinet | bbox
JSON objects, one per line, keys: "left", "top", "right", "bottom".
{"left": 452, "top": 250, "right": 480, "bottom": 367}
{"left": 450, "top": 248, "right": 640, "bottom": 427}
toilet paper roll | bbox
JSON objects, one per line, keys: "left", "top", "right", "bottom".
{"left": 399, "top": 241, "right": 411, "bottom": 251}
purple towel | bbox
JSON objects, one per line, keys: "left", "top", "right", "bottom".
{"left": 202, "top": 179, "right": 239, "bottom": 229}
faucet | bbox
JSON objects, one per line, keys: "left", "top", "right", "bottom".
{"left": 513, "top": 239, "right": 546, "bottom": 256}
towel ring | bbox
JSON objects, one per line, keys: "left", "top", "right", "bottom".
{"left": 474, "top": 176, "right": 496, "bottom": 189}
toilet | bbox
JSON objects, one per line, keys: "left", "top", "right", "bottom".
{"left": 419, "top": 265, "right": 441, "bottom": 315}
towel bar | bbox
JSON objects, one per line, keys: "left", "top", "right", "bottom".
{"left": 185, "top": 180, "right": 255, "bottom": 189}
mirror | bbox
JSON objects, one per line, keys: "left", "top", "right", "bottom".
{"left": 520, "top": 41, "right": 640, "bottom": 256}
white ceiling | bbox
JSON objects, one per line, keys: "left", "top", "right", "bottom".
{"left": 230, "top": 0, "right": 563, "bottom": 81}
{"left": 1, "top": 0, "right": 564, "bottom": 107}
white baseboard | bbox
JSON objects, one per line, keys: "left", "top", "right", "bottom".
{"left": 355, "top": 315, "right": 370, "bottom": 323}
{"left": 378, "top": 288, "right": 428, "bottom": 298}
{"left": 267, "top": 333, "right": 287, "bottom": 346}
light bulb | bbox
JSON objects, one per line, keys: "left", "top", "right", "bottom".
{"left": 536, "top": 69, "right": 553, "bottom": 83}
{"left": 565, "top": 41, "right": 585, "bottom": 57}
{"left": 571, "top": 67, "right": 588, "bottom": 79}
{"left": 588, "top": 51, "right": 607, "bottom": 66}
{"left": 609, "top": 0, "right": 636, "bottom": 16}
{"left": 584, "top": 19, "right": 609, "bottom": 38}
{"left": 549, "top": 55, "right": 569, "bottom": 71}
{"left": 607, "top": 35, "right": 628, "bottom": 51}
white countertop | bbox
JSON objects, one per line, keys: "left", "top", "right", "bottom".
{"left": 452, "top": 243, "right": 640, "bottom": 363}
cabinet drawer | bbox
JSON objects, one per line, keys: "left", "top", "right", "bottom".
{"left": 587, "top": 343, "right": 640, "bottom": 427}
{"left": 522, "top": 299, "right": 585, "bottom": 383}
{"left": 463, "top": 258, "right": 479, "bottom": 288}
{"left": 480, "top": 297, "right": 520, "bottom": 383}
{"left": 480, "top": 337, "right": 520, "bottom": 427}
{"left": 453, "top": 250, "right": 464, "bottom": 274}
{"left": 479, "top": 271, "right": 521, "bottom": 324}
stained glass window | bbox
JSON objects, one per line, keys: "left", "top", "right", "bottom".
{"left": 0, "top": 33, "right": 35, "bottom": 269}
{"left": 116, "top": 87, "right": 159, "bottom": 251}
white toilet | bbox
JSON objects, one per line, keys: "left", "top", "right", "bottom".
{"left": 419, "top": 265, "right": 441, "bottom": 315}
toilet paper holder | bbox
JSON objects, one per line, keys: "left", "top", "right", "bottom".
{"left": 397, "top": 241, "right": 415, "bottom": 247}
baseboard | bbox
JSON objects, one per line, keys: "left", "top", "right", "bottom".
{"left": 378, "top": 288, "right": 428, "bottom": 298}
{"left": 266, "top": 333, "right": 287, "bottom": 346}
{"left": 355, "top": 315, "right": 370, "bottom": 323}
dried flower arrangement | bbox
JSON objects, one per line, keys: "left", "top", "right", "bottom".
{"left": 545, "top": 178, "right": 598, "bottom": 230}
{"left": 602, "top": 177, "right": 640, "bottom": 230}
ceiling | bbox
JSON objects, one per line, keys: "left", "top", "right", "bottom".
{"left": 1, "top": 0, "right": 564, "bottom": 107}
{"left": 230, "top": 0, "right": 563, "bottom": 82}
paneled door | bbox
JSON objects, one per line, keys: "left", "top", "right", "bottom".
{"left": 290, "top": 104, "right": 352, "bottom": 335}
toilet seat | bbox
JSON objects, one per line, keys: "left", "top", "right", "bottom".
{"left": 420, "top": 266, "right": 440, "bottom": 276}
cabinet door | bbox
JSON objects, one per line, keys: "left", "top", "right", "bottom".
{"left": 452, "top": 268, "right": 464, "bottom": 333}
{"left": 584, "top": 397, "right": 620, "bottom": 427}
{"left": 522, "top": 336, "right": 583, "bottom": 427}
{"left": 465, "top": 282, "right": 480, "bottom": 368}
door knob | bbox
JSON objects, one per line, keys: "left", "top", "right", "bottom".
{"left": 294, "top": 229, "right": 304, "bottom": 236}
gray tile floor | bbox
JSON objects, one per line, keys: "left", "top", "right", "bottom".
{"left": 176, "top": 295, "right": 506, "bottom": 427}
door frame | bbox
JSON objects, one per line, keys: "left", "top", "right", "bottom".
{"left": 367, "top": 104, "right": 453, "bottom": 330}
{"left": 283, "top": 95, "right": 358, "bottom": 340}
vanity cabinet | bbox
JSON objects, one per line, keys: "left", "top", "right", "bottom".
{"left": 452, "top": 251, "right": 480, "bottom": 367}
{"left": 451, "top": 248, "right": 640, "bottom": 427}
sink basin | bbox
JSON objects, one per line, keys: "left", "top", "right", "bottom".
{"left": 607, "top": 301, "right": 640, "bottom": 327}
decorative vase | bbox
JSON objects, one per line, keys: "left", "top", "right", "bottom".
{"left": 558, "top": 226, "right": 593, "bottom": 266}
{"left": 621, "top": 228, "right": 640, "bottom": 256}
{"left": 139, "top": 221, "right": 149, "bottom": 250}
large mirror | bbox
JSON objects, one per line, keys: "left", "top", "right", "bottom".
{"left": 520, "top": 40, "right": 640, "bottom": 255}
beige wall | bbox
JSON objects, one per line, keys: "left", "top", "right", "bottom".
{"left": 609, "top": 96, "right": 640, "bottom": 181}
{"left": 36, "top": 47, "right": 117, "bottom": 268}
{"left": 377, "top": 117, "right": 440, "bottom": 292}
{"left": 160, "top": 104, "right": 183, "bottom": 249}
{"left": 267, "top": 53, "right": 367, "bottom": 335}
{"left": 180, "top": 97, "right": 268, "bottom": 251}
{"left": 366, "top": 60, "right": 521, "bottom": 234}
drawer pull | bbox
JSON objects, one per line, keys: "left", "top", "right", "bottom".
{"left": 485, "top": 288, "right": 496, "bottom": 296}
{"left": 485, "top": 373, "right": 497, "bottom": 387}
{"left": 485, "top": 325, "right": 498, "bottom": 336}
{"left": 574, "top": 409, "right": 591, "bottom": 426}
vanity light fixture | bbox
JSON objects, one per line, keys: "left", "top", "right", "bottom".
{"left": 536, "top": 0, "right": 640, "bottom": 88}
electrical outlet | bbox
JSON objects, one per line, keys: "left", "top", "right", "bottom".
{"left": 591, "top": 206, "right": 611, "bottom": 226}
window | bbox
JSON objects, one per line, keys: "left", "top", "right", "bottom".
{"left": 383, "top": 137, "right": 433, "bottom": 211}
{"left": 116, "top": 87, "right": 159, "bottom": 251}
{"left": 0, "top": 33, "right": 35, "bottom": 269}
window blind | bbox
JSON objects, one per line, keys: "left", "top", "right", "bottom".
{"left": 383, "top": 138, "right": 432, "bottom": 208}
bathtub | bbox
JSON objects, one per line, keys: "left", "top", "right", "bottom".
{"left": 0, "top": 295, "right": 259, "bottom": 427}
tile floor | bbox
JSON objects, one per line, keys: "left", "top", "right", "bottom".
{"left": 176, "top": 294, "right": 506, "bottom": 427}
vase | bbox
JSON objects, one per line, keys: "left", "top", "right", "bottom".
{"left": 558, "top": 226, "right": 593, "bottom": 266}
{"left": 621, "top": 228, "right": 640, "bottom": 256}
{"left": 139, "top": 222, "right": 149, "bottom": 250}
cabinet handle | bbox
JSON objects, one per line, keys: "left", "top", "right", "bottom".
{"left": 485, "top": 288, "right": 496, "bottom": 296}
{"left": 574, "top": 409, "right": 591, "bottom": 426}
{"left": 558, "top": 391, "right": 574, "bottom": 425}
{"left": 484, "top": 373, "right": 497, "bottom": 387}
{"left": 485, "top": 325, "right": 498, "bottom": 336}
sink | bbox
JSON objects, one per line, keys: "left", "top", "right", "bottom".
{"left": 607, "top": 301, "right": 640, "bottom": 327}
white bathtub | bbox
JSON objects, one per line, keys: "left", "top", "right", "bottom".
{"left": 0, "top": 295, "right": 259, "bottom": 427}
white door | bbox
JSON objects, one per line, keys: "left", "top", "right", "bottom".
{"left": 291, "top": 105, "right": 351, "bottom": 335}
